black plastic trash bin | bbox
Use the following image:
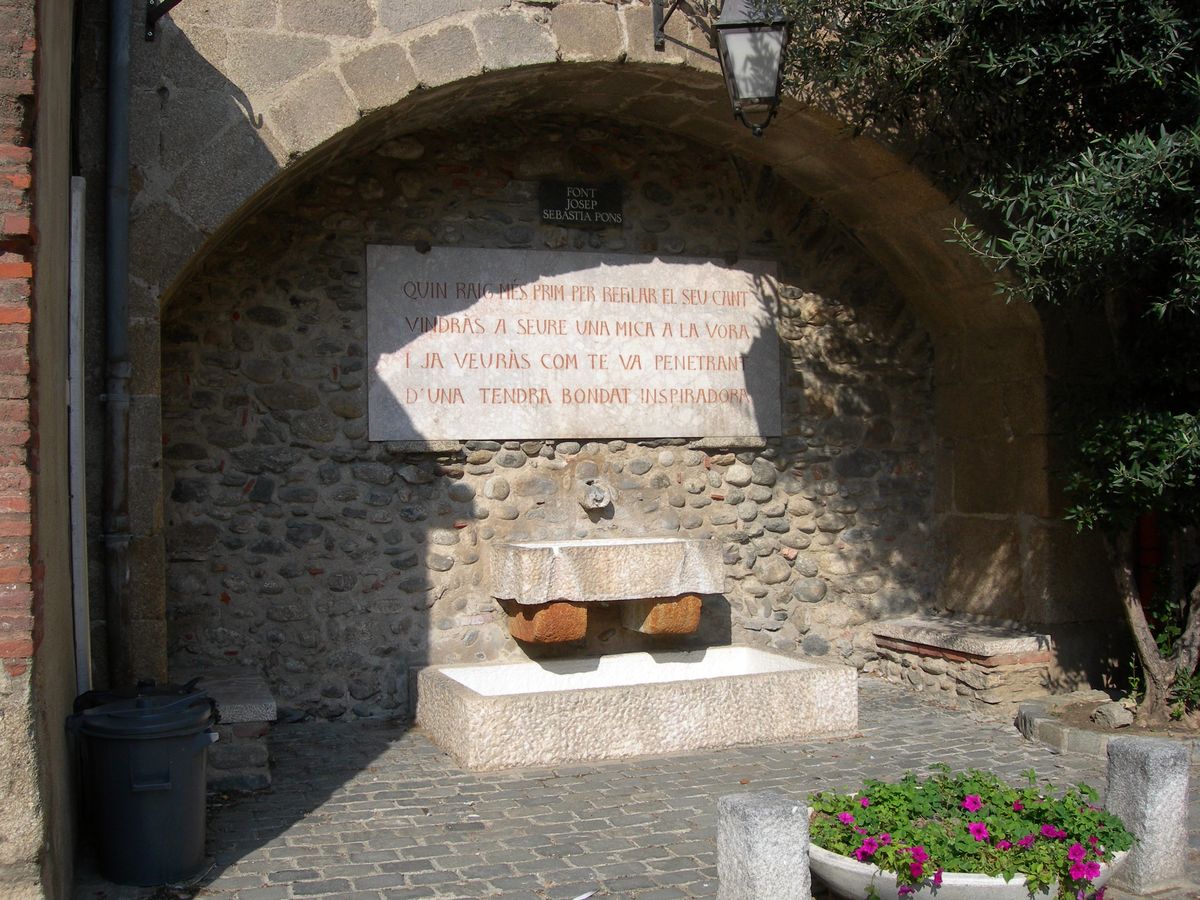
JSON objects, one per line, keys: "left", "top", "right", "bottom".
{"left": 69, "top": 683, "right": 218, "bottom": 886}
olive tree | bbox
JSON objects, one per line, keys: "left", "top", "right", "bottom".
{"left": 778, "top": 0, "right": 1200, "bottom": 718}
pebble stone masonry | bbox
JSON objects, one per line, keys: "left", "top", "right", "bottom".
{"left": 162, "top": 120, "right": 938, "bottom": 718}
{"left": 72, "top": 0, "right": 1113, "bottom": 694}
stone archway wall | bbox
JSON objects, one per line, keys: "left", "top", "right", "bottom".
{"left": 107, "top": 0, "right": 1114, "bottom": 683}
{"left": 162, "top": 117, "right": 938, "bottom": 715}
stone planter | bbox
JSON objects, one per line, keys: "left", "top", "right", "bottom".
{"left": 809, "top": 844, "right": 1127, "bottom": 900}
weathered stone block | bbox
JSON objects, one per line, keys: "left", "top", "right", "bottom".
{"left": 224, "top": 32, "right": 331, "bottom": 98}
{"left": 622, "top": 4, "right": 686, "bottom": 64}
{"left": 873, "top": 615, "right": 1051, "bottom": 658}
{"left": 500, "top": 599, "right": 588, "bottom": 643}
{"left": 717, "top": 791, "right": 810, "bottom": 900}
{"left": 129, "top": 202, "right": 202, "bottom": 291}
{"left": 552, "top": 3, "right": 623, "bottom": 62}
{"left": 1107, "top": 737, "right": 1189, "bottom": 893}
{"left": 620, "top": 594, "right": 702, "bottom": 635}
{"left": 268, "top": 71, "right": 358, "bottom": 158}
{"left": 951, "top": 434, "right": 1050, "bottom": 517}
{"left": 938, "top": 516, "right": 1024, "bottom": 619}
{"left": 341, "top": 44, "right": 417, "bottom": 112}
{"left": 473, "top": 12, "right": 557, "bottom": 70}
{"left": 280, "top": 0, "right": 374, "bottom": 38}
{"left": 1020, "top": 523, "right": 1120, "bottom": 624}
{"left": 170, "top": 124, "right": 286, "bottom": 233}
{"left": 378, "top": 0, "right": 506, "bottom": 35}
{"left": 209, "top": 731, "right": 269, "bottom": 769}
{"left": 409, "top": 26, "right": 481, "bottom": 88}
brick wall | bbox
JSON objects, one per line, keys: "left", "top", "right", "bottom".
{"left": 0, "top": 2, "right": 46, "bottom": 893}
{"left": 0, "top": 0, "right": 35, "bottom": 683}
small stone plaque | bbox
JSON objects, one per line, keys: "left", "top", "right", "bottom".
{"left": 539, "top": 180, "right": 623, "bottom": 228}
{"left": 366, "top": 245, "right": 781, "bottom": 441}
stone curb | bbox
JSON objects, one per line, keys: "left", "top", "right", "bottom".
{"left": 1016, "top": 701, "right": 1200, "bottom": 764}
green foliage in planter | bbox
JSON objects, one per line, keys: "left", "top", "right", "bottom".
{"left": 809, "top": 767, "right": 1133, "bottom": 898}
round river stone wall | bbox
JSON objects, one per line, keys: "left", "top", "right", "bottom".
{"left": 162, "top": 117, "right": 937, "bottom": 719}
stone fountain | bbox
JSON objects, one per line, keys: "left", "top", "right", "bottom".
{"left": 416, "top": 536, "right": 858, "bottom": 770}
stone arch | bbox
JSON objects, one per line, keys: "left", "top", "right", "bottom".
{"left": 119, "top": 0, "right": 1106, "bottom": 678}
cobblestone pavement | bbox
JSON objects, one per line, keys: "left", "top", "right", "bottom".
{"left": 76, "top": 676, "right": 1200, "bottom": 899}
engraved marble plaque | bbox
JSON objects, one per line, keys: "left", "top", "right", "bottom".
{"left": 366, "top": 246, "right": 780, "bottom": 441}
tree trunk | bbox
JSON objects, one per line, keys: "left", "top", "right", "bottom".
{"left": 1106, "top": 530, "right": 1177, "bottom": 721}
{"left": 1172, "top": 531, "right": 1200, "bottom": 674}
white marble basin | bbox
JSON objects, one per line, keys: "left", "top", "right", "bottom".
{"left": 417, "top": 647, "right": 858, "bottom": 770}
{"left": 491, "top": 537, "right": 724, "bottom": 605}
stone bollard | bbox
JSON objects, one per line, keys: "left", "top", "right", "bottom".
{"left": 717, "top": 791, "right": 811, "bottom": 900}
{"left": 1105, "top": 736, "right": 1190, "bottom": 893}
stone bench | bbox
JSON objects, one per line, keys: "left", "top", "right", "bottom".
{"left": 180, "top": 668, "right": 277, "bottom": 792}
{"left": 871, "top": 614, "right": 1054, "bottom": 716}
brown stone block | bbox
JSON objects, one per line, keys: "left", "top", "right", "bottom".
{"left": 621, "top": 4, "right": 686, "bottom": 65}
{"left": 938, "top": 516, "right": 1024, "bottom": 619}
{"left": 620, "top": 594, "right": 702, "bottom": 636}
{"left": 500, "top": 599, "right": 588, "bottom": 644}
{"left": 952, "top": 435, "right": 1051, "bottom": 517}
{"left": 1020, "top": 523, "right": 1120, "bottom": 624}
{"left": 342, "top": 44, "right": 417, "bottom": 113}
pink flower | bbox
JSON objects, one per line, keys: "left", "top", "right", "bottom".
{"left": 1017, "top": 834, "right": 1036, "bottom": 849}
{"left": 908, "top": 846, "right": 929, "bottom": 863}
{"left": 854, "top": 837, "right": 880, "bottom": 861}
{"left": 910, "top": 861, "right": 924, "bottom": 879}
{"left": 962, "top": 794, "right": 983, "bottom": 812}
{"left": 879, "top": 833, "right": 892, "bottom": 845}
{"left": 859, "top": 796, "right": 870, "bottom": 808}
{"left": 898, "top": 887, "right": 914, "bottom": 897}
{"left": 1068, "top": 842, "right": 1086, "bottom": 862}
{"left": 1040, "top": 824, "right": 1067, "bottom": 839}
{"left": 1070, "top": 862, "right": 1088, "bottom": 881}
{"left": 996, "top": 839, "right": 1012, "bottom": 850}
{"left": 1088, "top": 835, "right": 1098, "bottom": 846}
{"left": 1012, "top": 801, "right": 1024, "bottom": 811}
{"left": 933, "top": 869, "right": 944, "bottom": 887}
{"left": 837, "top": 812, "right": 855, "bottom": 825}
{"left": 968, "top": 821, "right": 990, "bottom": 842}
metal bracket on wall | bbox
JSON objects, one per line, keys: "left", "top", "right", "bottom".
{"left": 652, "top": 0, "right": 684, "bottom": 51}
{"left": 145, "top": 0, "right": 189, "bottom": 41}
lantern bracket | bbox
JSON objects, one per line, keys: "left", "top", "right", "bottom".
{"left": 146, "top": 0, "right": 189, "bottom": 41}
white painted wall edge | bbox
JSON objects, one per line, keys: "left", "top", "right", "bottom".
{"left": 69, "top": 175, "right": 91, "bottom": 696}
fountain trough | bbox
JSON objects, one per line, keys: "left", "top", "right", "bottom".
{"left": 416, "top": 646, "right": 858, "bottom": 770}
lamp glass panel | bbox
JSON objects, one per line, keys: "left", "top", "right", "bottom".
{"left": 718, "top": 26, "right": 786, "bottom": 103}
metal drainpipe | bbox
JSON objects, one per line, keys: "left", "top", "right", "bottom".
{"left": 104, "top": 0, "right": 134, "bottom": 687}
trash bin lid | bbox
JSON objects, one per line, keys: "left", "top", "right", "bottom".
{"left": 77, "top": 689, "right": 215, "bottom": 737}
{"left": 73, "top": 677, "right": 205, "bottom": 716}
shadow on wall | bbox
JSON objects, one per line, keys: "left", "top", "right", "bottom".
{"left": 75, "top": 2, "right": 290, "bottom": 690}
{"left": 114, "top": 17, "right": 943, "bottom": 889}
{"left": 159, "top": 106, "right": 939, "bottom": 716}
